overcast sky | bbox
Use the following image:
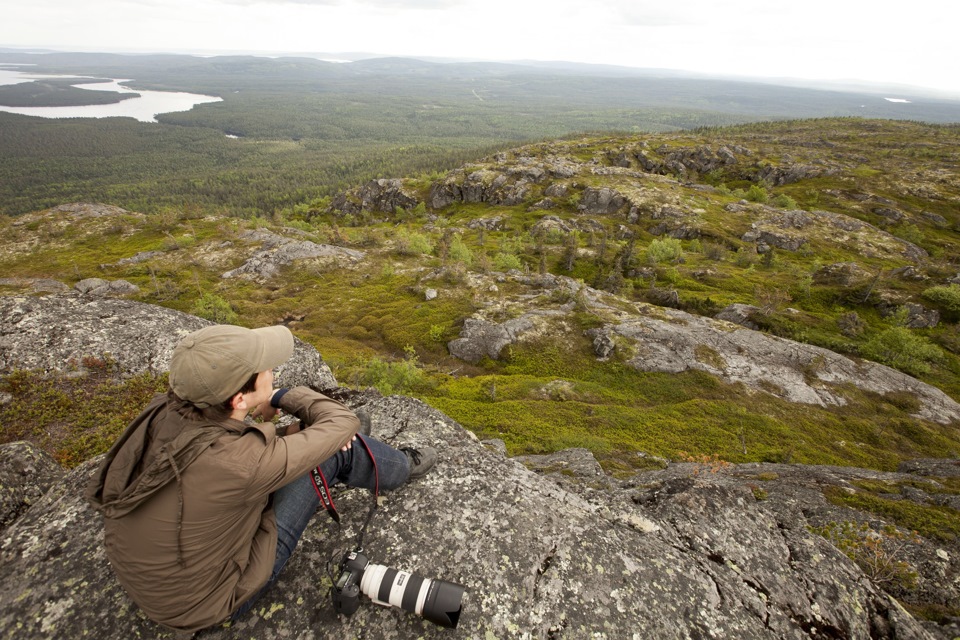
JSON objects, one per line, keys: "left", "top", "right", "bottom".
{"left": 3, "top": 0, "right": 959, "bottom": 95}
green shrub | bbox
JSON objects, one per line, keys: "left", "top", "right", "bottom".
{"left": 838, "top": 312, "right": 866, "bottom": 338}
{"left": 772, "top": 194, "right": 798, "bottom": 209}
{"left": 734, "top": 247, "right": 757, "bottom": 267}
{"left": 395, "top": 229, "right": 433, "bottom": 256}
{"left": 922, "top": 284, "right": 960, "bottom": 316}
{"left": 646, "top": 238, "right": 683, "bottom": 264}
{"left": 191, "top": 293, "right": 239, "bottom": 324}
{"left": 449, "top": 234, "right": 474, "bottom": 266}
{"left": 494, "top": 252, "right": 523, "bottom": 271}
{"left": 357, "top": 348, "right": 429, "bottom": 396}
{"left": 745, "top": 184, "right": 769, "bottom": 203}
{"left": 862, "top": 327, "right": 944, "bottom": 376}
{"left": 428, "top": 324, "right": 446, "bottom": 343}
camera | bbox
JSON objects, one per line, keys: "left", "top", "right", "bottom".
{"left": 331, "top": 550, "right": 465, "bottom": 629}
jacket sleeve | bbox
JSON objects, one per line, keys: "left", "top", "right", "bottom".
{"left": 245, "top": 387, "right": 360, "bottom": 496}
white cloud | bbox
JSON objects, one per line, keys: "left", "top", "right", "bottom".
{"left": 1, "top": 0, "right": 959, "bottom": 94}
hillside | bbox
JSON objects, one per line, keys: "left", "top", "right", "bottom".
{"left": 3, "top": 117, "right": 958, "bottom": 464}
{"left": 1, "top": 298, "right": 958, "bottom": 639}
{"left": 0, "top": 117, "right": 959, "bottom": 634}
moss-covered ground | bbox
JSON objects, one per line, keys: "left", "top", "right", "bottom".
{"left": 1, "top": 118, "right": 959, "bottom": 473}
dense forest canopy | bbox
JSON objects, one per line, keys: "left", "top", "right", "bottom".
{"left": 2, "top": 52, "right": 959, "bottom": 217}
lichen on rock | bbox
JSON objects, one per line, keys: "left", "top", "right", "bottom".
{"left": 0, "top": 300, "right": 951, "bottom": 639}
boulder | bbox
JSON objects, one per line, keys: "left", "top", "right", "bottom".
{"left": 74, "top": 277, "right": 140, "bottom": 297}
{"left": 577, "top": 187, "right": 628, "bottom": 215}
{"left": 715, "top": 303, "right": 761, "bottom": 330}
{"left": 515, "top": 447, "right": 605, "bottom": 479}
{"left": 466, "top": 216, "right": 505, "bottom": 231}
{"left": 813, "top": 262, "right": 875, "bottom": 287}
{"left": 878, "top": 302, "right": 940, "bottom": 329}
{"left": 329, "top": 178, "right": 420, "bottom": 215}
{"left": 447, "top": 316, "right": 535, "bottom": 364}
{"left": 221, "top": 229, "right": 364, "bottom": 281}
{"left": 0, "top": 294, "right": 337, "bottom": 391}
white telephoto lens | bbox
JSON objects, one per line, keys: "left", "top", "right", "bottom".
{"left": 360, "top": 564, "right": 390, "bottom": 606}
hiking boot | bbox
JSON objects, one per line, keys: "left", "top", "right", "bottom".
{"left": 401, "top": 446, "right": 437, "bottom": 480}
{"left": 354, "top": 407, "right": 373, "bottom": 437}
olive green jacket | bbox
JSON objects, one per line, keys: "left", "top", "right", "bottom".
{"left": 86, "top": 387, "right": 359, "bottom": 632}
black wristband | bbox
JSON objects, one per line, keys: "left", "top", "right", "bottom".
{"left": 270, "top": 388, "right": 290, "bottom": 408}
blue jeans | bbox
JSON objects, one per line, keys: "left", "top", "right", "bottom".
{"left": 232, "top": 435, "right": 410, "bottom": 619}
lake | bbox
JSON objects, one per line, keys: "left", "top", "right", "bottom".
{"left": 0, "top": 66, "right": 222, "bottom": 122}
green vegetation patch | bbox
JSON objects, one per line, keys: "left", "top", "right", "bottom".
{"left": 823, "top": 485, "right": 960, "bottom": 542}
{"left": 0, "top": 362, "right": 168, "bottom": 468}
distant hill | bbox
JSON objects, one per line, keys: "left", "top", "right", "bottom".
{"left": 2, "top": 52, "right": 960, "bottom": 218}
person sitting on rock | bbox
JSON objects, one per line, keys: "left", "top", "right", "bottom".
{"left": 86, "top": 324, "right": 436, "bottom": 633}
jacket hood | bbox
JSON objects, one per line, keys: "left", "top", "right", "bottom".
{"left": 86, "top": 395, "right": 231, "bottom": 518}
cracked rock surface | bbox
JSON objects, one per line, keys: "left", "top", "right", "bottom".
{"left": 0, "top": 294, "right": 337, "bottom": 391}
{"left": 0, "top": 301, "right": 949, "bottom": 639}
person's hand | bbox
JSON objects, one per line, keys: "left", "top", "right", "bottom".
{"left": 340, "top": 435, "right": 357, "bottom": 452}
{"left": 252, "top": 401, "right": 279, "bottom": 422}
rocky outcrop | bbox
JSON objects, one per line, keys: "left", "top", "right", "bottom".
{"left": 2, "top": 298, "right": 958, "bottom": 639}
{"left": 446, "top": 315, "right": 537, "bottom": 364}
{"left": 742, "top": 209, "right": 927, "bottom": 261}
{"left": 429, "top": 167, "right": 534, "bottom": 209}
{"left": 0, "top": 422, "right": 938, "bottom": 640}
{"left": 329, "top": 178, "right": 420, "bottom": 215}
{"left": 662, "top": 145, "right": 741, "bottom": 176}
{"left": 447, "top": 274, "right": 960, "bottom": 424}
{"left": 0, "top": 441, "right": 62, "bottom": 532}
{"left": 221, "top": 229, "right": 364, "bottom": 281}
{"left": 597, "top": 303, "right": 960, "bottom": 424}
{"left": 0, "top": 277, "right": 70, "bottom": 293}
{"left": 0, "top": 294, "right": 337, "bottom": 391}
{"left": 577, "top": 187, "right": 628, "bottom": 215}
{"left": 753, "top": 162, "right": 835, "bottom": 186}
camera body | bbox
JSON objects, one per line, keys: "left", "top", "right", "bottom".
{"left": 331, "top": 550, "right": 369, "bottom": 617}
{"left": 330, "top": 550, "right": 465, "bottom": 629}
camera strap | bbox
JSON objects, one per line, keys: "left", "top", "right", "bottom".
{"left": 310, "top": 434, "right": 380, "bottom": 536}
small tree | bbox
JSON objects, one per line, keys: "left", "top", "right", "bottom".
{"left": 448, "top": 235, "right": 473, "bottom": 266}
{"left": 646, "top": 238, "right": 683, "bottom": 264}
{"left": 561, "top": 232, "right": 579, "bottom": 272}
{"left": 494, "top": 252, "right": 522, "bottom": 271}
{"left": 191, "top": 293, "right": 239, "bottom": 324}
{"left": 395, "top": 229, "right": 433, "bottom": 256}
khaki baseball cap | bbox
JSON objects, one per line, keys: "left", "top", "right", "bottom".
{"left": 169, "top": 324, "right": 294, "bottom": 407}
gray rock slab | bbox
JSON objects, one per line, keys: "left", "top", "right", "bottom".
{"left": 0, "top": 294, "right": 337, "bottom": 390}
